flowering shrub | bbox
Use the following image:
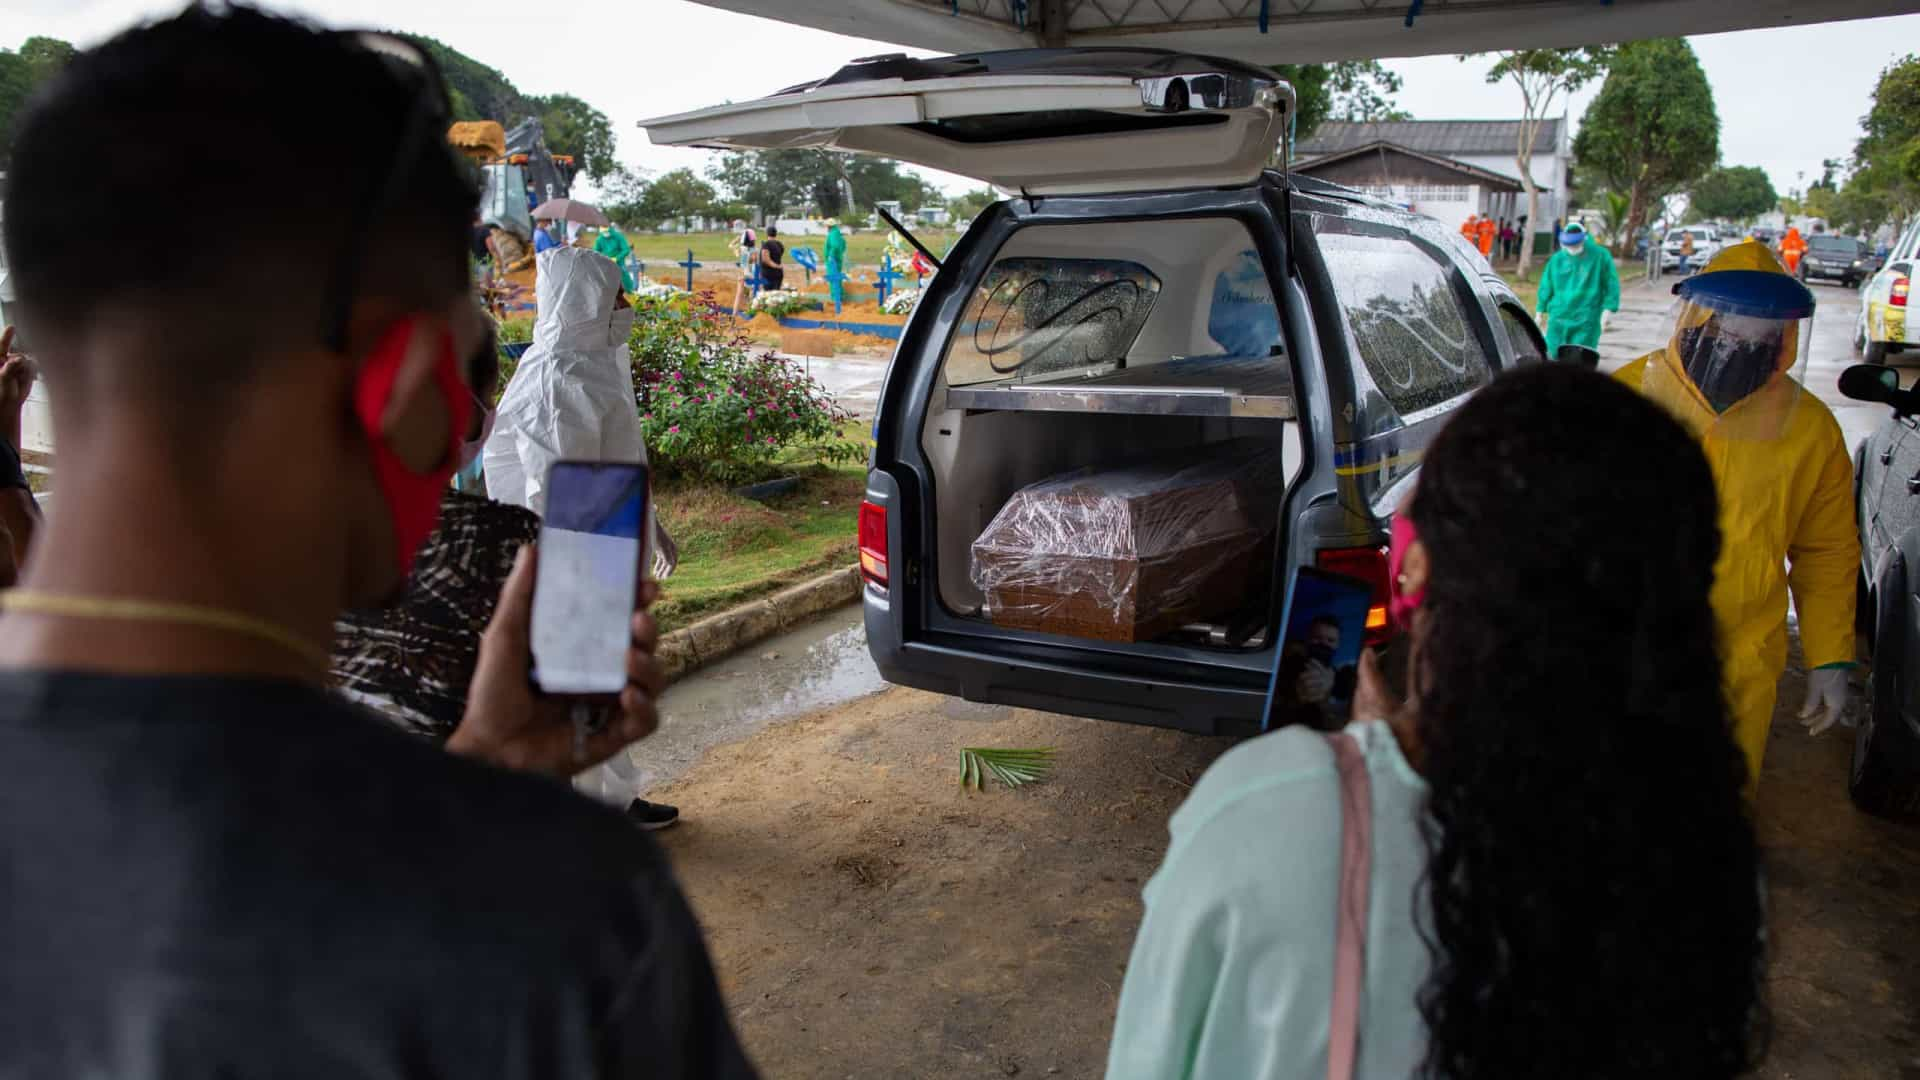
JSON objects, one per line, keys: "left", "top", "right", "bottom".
{"left": 630, "top": 291, "right": 861, "bottom": 485}
{"left": 881, "top": 287, "right": 921, "bottom": 316}
{"left": 750, "top": 288, "right": 813, "bottom": 317}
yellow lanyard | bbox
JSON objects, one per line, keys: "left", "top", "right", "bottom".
{"left": 0, "top": 590, "right": 332, "bottom": 669}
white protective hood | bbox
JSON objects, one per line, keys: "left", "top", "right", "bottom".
{"left": 485, "top": 247, "right": 675, "bottom": 577}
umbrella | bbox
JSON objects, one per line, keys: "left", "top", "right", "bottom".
{"left": 529, "top": 198, "right": 609, "bottom": 227}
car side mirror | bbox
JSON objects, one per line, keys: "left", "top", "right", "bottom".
{"left": 1840, "top": 363, "right": 1908, "bottom": 411}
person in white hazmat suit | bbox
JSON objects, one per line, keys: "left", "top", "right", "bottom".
{"left": 485, "top": 246, "right": 676, "bottom": 581}
{"left": 486, "top": 246, "right": 683, "bottom": 831}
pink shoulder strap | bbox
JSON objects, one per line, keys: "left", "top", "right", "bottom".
{"left": 1325, "top": 730, "right": 1373, "bottom": 1080}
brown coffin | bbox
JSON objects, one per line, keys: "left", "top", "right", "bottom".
{"left": 971, "top": 442, "right": 1283, "bottom": 643}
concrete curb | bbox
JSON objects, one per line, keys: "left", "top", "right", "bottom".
{"left": 657, "top": 564, "right": 862, "bottom": 683}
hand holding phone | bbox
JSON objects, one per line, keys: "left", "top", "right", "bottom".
{"left": 448, "top": 544, "right": 667, "bottom": 776}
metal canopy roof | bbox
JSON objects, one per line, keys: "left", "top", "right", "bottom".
{"left": 688, "top": 0, "right": 1920, "bottom": 64}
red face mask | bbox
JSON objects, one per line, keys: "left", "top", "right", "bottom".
{"left": 1388, "top": 512, "right": 1426, "bottom": 630}
{"left": 353, "top": 319, "right": 469, "bottom": 577}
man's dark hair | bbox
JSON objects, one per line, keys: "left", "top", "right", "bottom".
{"left": 767, "top": 226, "right": 778, "bottom": 237}
{"left": 3, "top": 4, "right": 475, "bottom": 400}
{"left": 1307, "top": 614, "right": 1340, "bottom": 634}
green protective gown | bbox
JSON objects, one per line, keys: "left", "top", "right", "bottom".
{"left": 823, "top": 225, "right": 846, "bottom": 272}
{"left": 1536, "top": 242, "right": 1620, "bottom": 356}
{"left": 593, "top": 226, "right": 635, "bottom": 292}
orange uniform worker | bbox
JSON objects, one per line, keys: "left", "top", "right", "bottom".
{"left": 1476, "top": 215, "right": 1497, "bottom": 258}
{"left": 1780, "top": 226, "right": 1807, "bottom": 273}
{"left": 1461, "top": 214, "right": 1480, "bottom": 246}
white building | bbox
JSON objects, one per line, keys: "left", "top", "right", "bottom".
{"left": 1293, "top": 118, "right": 1573, "bottom": 251}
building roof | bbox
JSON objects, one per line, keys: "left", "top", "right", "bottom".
{"left": 1296, "top": 118, "right": 1564, "bottom": 158}
{"left": 1291, "top": 140, "right": 1538, "bottom": 193}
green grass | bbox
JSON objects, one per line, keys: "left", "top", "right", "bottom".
{"left": 651, "top": 420, "right": 873, "bottom": 634}
{"left": 625, "top": 229, "right": 963, "bottom": 271}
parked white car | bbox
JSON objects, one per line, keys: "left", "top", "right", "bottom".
{"left": 1661, "top": 226, "right": 1722, "bottom": 273}
{"left": 1855, "top": 216, "right": 1918, "bottom": 365}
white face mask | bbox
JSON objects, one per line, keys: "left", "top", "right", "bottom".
{"left": 609, "top": 307, "right": 636, "bottom": 347}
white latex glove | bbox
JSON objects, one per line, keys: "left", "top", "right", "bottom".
{"left": 1799, "top": 667, "right": 1851, "bottom": 737}
{"left": 1534, "top": 309, "right": 1547, "bottom": 329}
{"left": 1600, "top": 311, "right": 1613, "bottom": 333}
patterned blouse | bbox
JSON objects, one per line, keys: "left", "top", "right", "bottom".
{"left": 331, "top": 491, "right": 541, "bottom": 741}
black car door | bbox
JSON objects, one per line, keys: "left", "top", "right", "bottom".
{"left": 1874, "top": 416, "right": 1920, "bottom": 559}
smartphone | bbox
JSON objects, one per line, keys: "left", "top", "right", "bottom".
{"left": 530, "top": 461, "right": 650, "bottom": 697}
{"left": 1262, "top": 566, "right": 1375, "bottom": 732}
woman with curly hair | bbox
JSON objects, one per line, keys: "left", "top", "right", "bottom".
{"left": 1106, "top": 364, "right": 1767, "bottom": 1080}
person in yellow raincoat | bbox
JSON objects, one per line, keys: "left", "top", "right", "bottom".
{"left": 1615, "top": 240, "right": 1857, "bottom": 786}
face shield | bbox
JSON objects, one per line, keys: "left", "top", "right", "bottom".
{"left": 1642, "top": 268, "right": 1814, "bottom": 440}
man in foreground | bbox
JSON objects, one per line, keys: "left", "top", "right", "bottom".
{"left": 0, "top": 9, "right": 754, "bottom": 1075}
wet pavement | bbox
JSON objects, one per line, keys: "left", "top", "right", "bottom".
{"left": 575, "top": 606, "right": 886, "bottom": 806}
{"left": 781, "top": 351, "right": 890, "bottom": 420}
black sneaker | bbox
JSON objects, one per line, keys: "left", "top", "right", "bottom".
{"left": 626, "top": 799, "right": 680, "bottom": 831}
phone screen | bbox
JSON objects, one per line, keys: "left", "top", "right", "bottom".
{"left": 1263, "top": 566, "right": 1375, "bottom": 732}
{"left": 531, "top": 461, "right": 650, "bottom": 696}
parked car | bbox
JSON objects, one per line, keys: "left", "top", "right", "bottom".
{"left": 1750, "top": 226, "right": 1781, "bottom": 246}
{"left": 1857, "top": 217, "right": 1918, "bottom": 365}
{"left": 647, "top": 49, "right": 1548, "bottom": 735}
{"left": 1800, "top": 233, "right": 1874, "bottom": 287}
{"left": 1838, "top": 363, "right": 1920, "bottom": 819}
{"left": 1662, "top": 226, "right": 1722, "bottom": 273}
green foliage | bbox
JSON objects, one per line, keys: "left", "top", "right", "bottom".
{"left": 1600, "top": 190, "right": 1632, "bottom": 248}
{"left": 629, "top": 291, "right": 861, "bottom": 485}
{"left": 707, "top": 148, "right": 942, "bottom": 218}
{"left": 958, "top": 747, "right": 1056, "bottom": 791}
{"left": 1849, "top": 54, "right": 1920, "bottom": 214}
{"left": 1688, "top": 165, "right": 1777, "bottom": 224}
{"left": 1271, "top": 59, "right": 1408, "bottom": 141}
{"left": 1573, "top": 39, "right": 1719, "bottom": 241}
{"left": 0, "top": 35, "right": 73, "bottom": 164}
{"left": 531, "top": 93, "right": 616, "bottom": 181}
{"left": 408, "top": 35, "right": 532, "bottom": 123}
{"left": 640, "top": 168, "right": 718, "bottom": 229}
{"left": 947, "top": 187, "right": 997, "bottom": 222}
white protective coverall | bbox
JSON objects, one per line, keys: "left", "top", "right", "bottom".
{"left": 485, "top": 246, "right": 675, "bottom": 578}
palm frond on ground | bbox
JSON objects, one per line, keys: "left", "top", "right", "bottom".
{"left": 959, "top": 747, "right": 1056, "bottom": 791}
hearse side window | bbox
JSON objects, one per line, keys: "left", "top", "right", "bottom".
{"left": 1498, "top": 304, "right": 1547, "bottom": 365}
{"left": 1315, "top": 225, "right": 1493, "bottom": 416}
{"left": 944, "top": 257, "right": 1162, "bottom": 387}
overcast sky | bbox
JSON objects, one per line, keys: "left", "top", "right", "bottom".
{"left": 9, "top": 0, "right": 1915, "bottom": 202}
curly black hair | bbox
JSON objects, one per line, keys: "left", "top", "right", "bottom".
{"left": 1407, "top": 364, "right": 1767, "bottom": 1079}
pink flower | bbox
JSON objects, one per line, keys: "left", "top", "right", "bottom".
{"left": 670, "top": 371, "right": 683, "bottom": 381}
{"left": 668, "top": 425, "right": 680, "bottom": 434}
{"left": 746, "top": 407, "right": 755, "bottom": 419}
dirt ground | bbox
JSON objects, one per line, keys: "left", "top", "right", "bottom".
{"left": 654, "top": 648, "right": 1920, "bottom": 1079}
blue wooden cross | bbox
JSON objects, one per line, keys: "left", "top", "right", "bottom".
{"left": 741, "top": 260, "right": 766, "bottom": 300}
{"left": 875, "top": 253, "right": 905, "bottom": 307}
{"left": 627, "top": 253, "right": 645, "bottom": 284}
{"left": 791, "top": 246, "right": 820, "bottom": 285}
{"left": 678, "top": 248, "right": 702, "bottom": 293}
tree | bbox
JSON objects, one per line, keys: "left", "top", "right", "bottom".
{"left": 707, "top": 148, "right": 943, "bottom": 217}
{"left": 947, "top": 187, "right": 996, "bottom": 221}
{"left": 599, "top": 166, "right": 653, "bottom": 229}
{"left": 639, "top": 168, "right": 716, "bottom": 230}
{"left": 0, "top": 35, "right": 73, "bottom": 165}
{"left": 1599, "top": 190, "right": 1632, "bottom": 249}
{"left": 532, "top": 94, "right": 616, "bottom": 182}
{"left": 1850, "top": 54, "right": 1920, "bottom": 215}
{"left": 1468, "top": 47, "right": 1613, "bottom": 275}
{"left": 1688, "top": 165, "right": 1777, "bottom": 224}
{"left": 1271, "top": 59, "right": 1409, "bottom": 143}
{"left": 1573, "top": 39, "right": 1719, "bottom": 251}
